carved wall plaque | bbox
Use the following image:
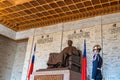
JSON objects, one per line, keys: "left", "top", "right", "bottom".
{"left": 37, "top": 37, "right": 53, "bottom": 44}
{"left": 68, "top": 32, "right": 90, "bottom": 40}
{"left": 34, "top": 74, "right": 63, "bottom": 80}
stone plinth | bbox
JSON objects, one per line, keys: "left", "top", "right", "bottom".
{"left": 31, "top": 68, "right": 81, "bottom": 80}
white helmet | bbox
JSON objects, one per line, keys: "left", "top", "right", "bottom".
{"left": 93, "top": 44, "right": 101, "bottom": 52}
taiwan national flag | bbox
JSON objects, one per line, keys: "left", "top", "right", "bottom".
{"left": 28, "top": 44, "right": 36, "bottom": 80}
{"left": 81, "top": 39, "right": 87, "bottom": 80}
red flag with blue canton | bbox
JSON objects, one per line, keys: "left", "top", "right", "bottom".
{"left": 81, "top": 39, "right": 87, "bottom": 80}
{"left": 28, "top": 44, "right": 36, "bottom": 80}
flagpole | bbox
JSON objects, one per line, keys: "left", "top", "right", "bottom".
{"left": 26, "top": 28, "right": 36, "bottom": 80}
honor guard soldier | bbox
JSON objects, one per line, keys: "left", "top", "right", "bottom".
{"left": 92, "top": 45, "right": 103, "bottom": 80}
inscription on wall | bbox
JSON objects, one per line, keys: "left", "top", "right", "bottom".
{"left": 37, "top": 35, "right": 53, "bottom": 44}
{"left": 68, "top": 31, "right": 90, "bottom": 40}
{"left": 109, "top": 24, "right": 120, "bottom": 40}
{"left": 110, "top": 26, "right": 120, "bottom": 34}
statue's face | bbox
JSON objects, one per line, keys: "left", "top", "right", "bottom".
{"left": 68, "top": 40, "right": 72, "bottom": 46}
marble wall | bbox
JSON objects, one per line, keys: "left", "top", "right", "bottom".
{"left": 102, "top": 23, "right": 120, "bottom": 80}
{"left": 11, "top": 42, "right": 28, "bottom": 80}
{"left": 0, "top": 36, "right": 27, "bottom": 80}
{"left": 0, "top": 36, "right": 17, "bottom": 80}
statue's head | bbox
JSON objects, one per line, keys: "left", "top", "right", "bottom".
{"left": 67, "top": 40, "right": 73, "bottom": 46}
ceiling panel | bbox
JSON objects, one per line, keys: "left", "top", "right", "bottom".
{"left": 0, "top": 0, "right": 120, "bottom": 31}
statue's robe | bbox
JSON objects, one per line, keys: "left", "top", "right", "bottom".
{"left": 47, "top": 46, "right": 81, "bottom": 68}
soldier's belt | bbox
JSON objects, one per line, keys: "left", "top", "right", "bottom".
{"left": 97, "top": 68, "right": 101, "bottom": 70}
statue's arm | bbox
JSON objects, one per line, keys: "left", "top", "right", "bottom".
{"left": 72, "top": 47, "right": 81, "bottom": 56}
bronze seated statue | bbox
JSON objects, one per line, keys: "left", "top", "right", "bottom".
{"left": 47, "top": 40, "right": 82, "bottom": 72}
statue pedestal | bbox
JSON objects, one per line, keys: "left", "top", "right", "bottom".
{"left": 31, "top": 68, "right": 81, "bottom": 80}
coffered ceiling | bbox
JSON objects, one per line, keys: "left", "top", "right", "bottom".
{"left": 0, "top": 0, "right": 120, "bottom": 31}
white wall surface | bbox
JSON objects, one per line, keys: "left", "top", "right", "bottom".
{"left": 11, "top": 42, "right": 27, "bottom": 80}
{"left": 0, "top": 36, "right": 17, "bottom": 80}
{"left": 0, "top": 36, "right": 27, "bottom": 80}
